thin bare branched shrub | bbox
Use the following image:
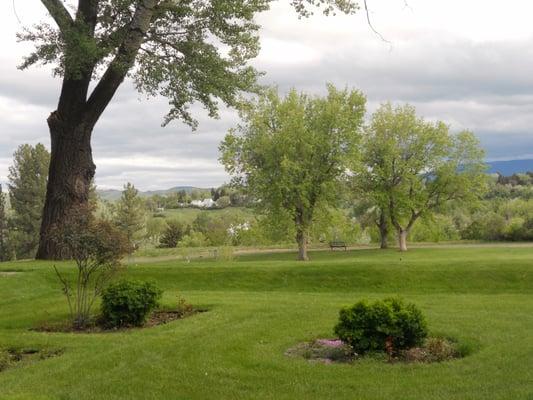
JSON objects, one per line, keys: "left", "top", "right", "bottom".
{"left": 50, "top": 205, "right": 129, "bottom": 329}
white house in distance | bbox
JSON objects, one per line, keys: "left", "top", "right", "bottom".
{"left": 190, "top": 198, "right": 216, "bottom": 208}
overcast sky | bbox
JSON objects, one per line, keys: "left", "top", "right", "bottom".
{"left": 1, "top": 0, "right": 532, "bottom": 190}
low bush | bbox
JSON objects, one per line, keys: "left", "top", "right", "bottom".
{"left": 334, "top": 298, "right": 428, "bottom": 355}
{"left": 175, "top": 296, "right": 194, "bottom": 317}
{"left": 101, "top": 280, "right": 163, "bottom": 328}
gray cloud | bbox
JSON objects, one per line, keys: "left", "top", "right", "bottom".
{"left": 1, "top": 1, "right": 533, "bottom": 189}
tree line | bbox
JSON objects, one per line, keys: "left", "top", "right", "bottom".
{"left": 220, "top": 87, "right": 487, "bottom": 260}
{"left": 4, "top": 89, "right": 533, "bottom": 262}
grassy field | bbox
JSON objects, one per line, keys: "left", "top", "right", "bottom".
{"left": 0, "top": 246, "right": 532, "bottom": 399}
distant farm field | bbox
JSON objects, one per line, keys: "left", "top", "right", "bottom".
{"left": 1, "top": 246, "right": 532, "bottom": 399}
{"left": 159, "top": 207, "right": 255, "bottom": 223}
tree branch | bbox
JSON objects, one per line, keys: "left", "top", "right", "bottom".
{"left": 76, "top": 0, "right": 99, "bottom": 34}
{"left": 41, "top": 0, "right": 74, "bottom": 34}
{"left": 84, "top": 0, "right": 158, "bottom": 126}
{"left": 363, "top": 0, "right": 391, "bottom": 45}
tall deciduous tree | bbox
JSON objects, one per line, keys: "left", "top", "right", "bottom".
{"left": 360, "top": 103, "right": 487, "bottom": 251}
{"left": 220, "top": 85, "right": 366, "bottom": 260}
{"left": 19, "top": 0, "right": 360, "bottom": 259}
{"left": 8, "top": 144, "right": 50, "bottom": 258}
{"left": 114, "top": 182, "right": 146, "bottom": 252}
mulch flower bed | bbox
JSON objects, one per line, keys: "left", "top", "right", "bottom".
{"left": 286, "top": 337, "right": 462, "bottom": 364}
{"left": 285, "top": 338, "right": 355, "bottom": 364}
{"left": 33, "top": 308, "right": 207, "bottom": 333}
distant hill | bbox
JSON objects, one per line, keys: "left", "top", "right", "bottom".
{"left": 486, "top": 159, "right": 533, "bottom": 176}
{"left": 97, "top": 186, "right": 204, "bottom": 201}
{"left": 95, "top": 159, "right": 533, "bottom": 201}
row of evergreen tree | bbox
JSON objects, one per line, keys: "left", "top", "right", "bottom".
{"left": 0, "top": 144, "right": 49, "bottom": 261}
{"left": 0, "top": 144, "right": 148, "bottom": 261}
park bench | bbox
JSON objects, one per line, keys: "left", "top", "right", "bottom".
{"left": 329, "top": 241, "right": 347, "bottom": 251}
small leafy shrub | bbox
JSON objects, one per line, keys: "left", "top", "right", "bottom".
{"left": 334, "top": 298, "right": 428, "bottom": 354}
{"left": 176, "top": 296, "right": 194, "bottom": 317}
{"left": 101, "top": 280, "right": 163, "bottom": 328}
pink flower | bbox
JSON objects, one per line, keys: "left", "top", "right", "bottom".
{"left": 316, "top": 339, "right": 344, "bottom": 348}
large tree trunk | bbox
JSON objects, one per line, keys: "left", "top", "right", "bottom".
{"left": 378, "top": 212, "right": 389, "bottom": 249}
{"left": 34, "top": 0, "right": 157, "bottom": 260}
{"left": 296, "top": 228, "right": 309, "bottom": 261}
{"left": 398, "top": 229, "right": 409, "bottom": 252}
{"left": 36, "top": 112, "right": 95, "bottom": 260}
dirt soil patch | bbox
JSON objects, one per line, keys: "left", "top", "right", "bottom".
{"left": 33, "top": 308, "right": 207, "bottom": 333}
{"left": 0, "top": 347, "right": 64, "bottom": 372}
{"left": 286, "top": 337, "right": 463, "bottom": 365}
{"left": 285, "top": 339, "right": 355, "bottom": 364}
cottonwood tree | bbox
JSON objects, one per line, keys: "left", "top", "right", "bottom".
{"left": 19, "top": 0, "right": 361, "bottom": 259}
{"left": 8, "top": 144, "right": 50, "bottom": 258}
{"left": 360, "top": 103, "right": 487, "bottom": 251}
{"left": 220, "top": 85, "right": 366, "bottom": 260}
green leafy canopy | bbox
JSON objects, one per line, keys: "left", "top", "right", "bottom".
{"left": 358, "top": 103, "right": 488, "bottom": 233}
{"left": 220, "top": 85, "right": 366, "bottom": 231}
{"left": 19, "top": 0, "right": 361, "bottom": 128}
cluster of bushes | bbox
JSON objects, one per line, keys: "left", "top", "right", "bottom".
{"left": 92, "top": 170, "right": 533, "bottom": 254}
{"left": 360, "top": 199, "right": 533, "bottom": 245}
{"left": 462, "top": 199, "right": 533, "bottom": 241}
{"left": 46, "top": 205, "right": 192, "bottom": 330}
{"left": 154, "top": 211, "right": 292, "bottom": 249}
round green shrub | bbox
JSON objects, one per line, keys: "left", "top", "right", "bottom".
{"left": 101, "top": 280, "right": 163, "bottom": 328}
{"left": 334, "top": 298, "right": 428, "bottom": 354}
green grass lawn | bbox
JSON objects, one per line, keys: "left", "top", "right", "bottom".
{"left": 1, "top": 246, "right": 532, "bottom": 399}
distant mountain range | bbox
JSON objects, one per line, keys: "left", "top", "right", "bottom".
{"left": 95, "top": 159, "right": 533, "bottom": 201}
{"left": 486, "top": 159, "right": 533, "bottom": 176}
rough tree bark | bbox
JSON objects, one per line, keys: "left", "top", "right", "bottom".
{"left": 296, "top": 228, "right": 309, "bottom": 261}
{"left": 36, "top": 0, "right": 157, "bottom": 259}
{"left": 36, "top": 114, "right": 95, "bottom": 259}
{"left": 294, "top": 209, "right": 310, "bottom": 261}
{"left": 398, "top": 229, "right": 409, "bottom": 252}
{"left": 377, "top": 211, "right": 389, "bottom": 249}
